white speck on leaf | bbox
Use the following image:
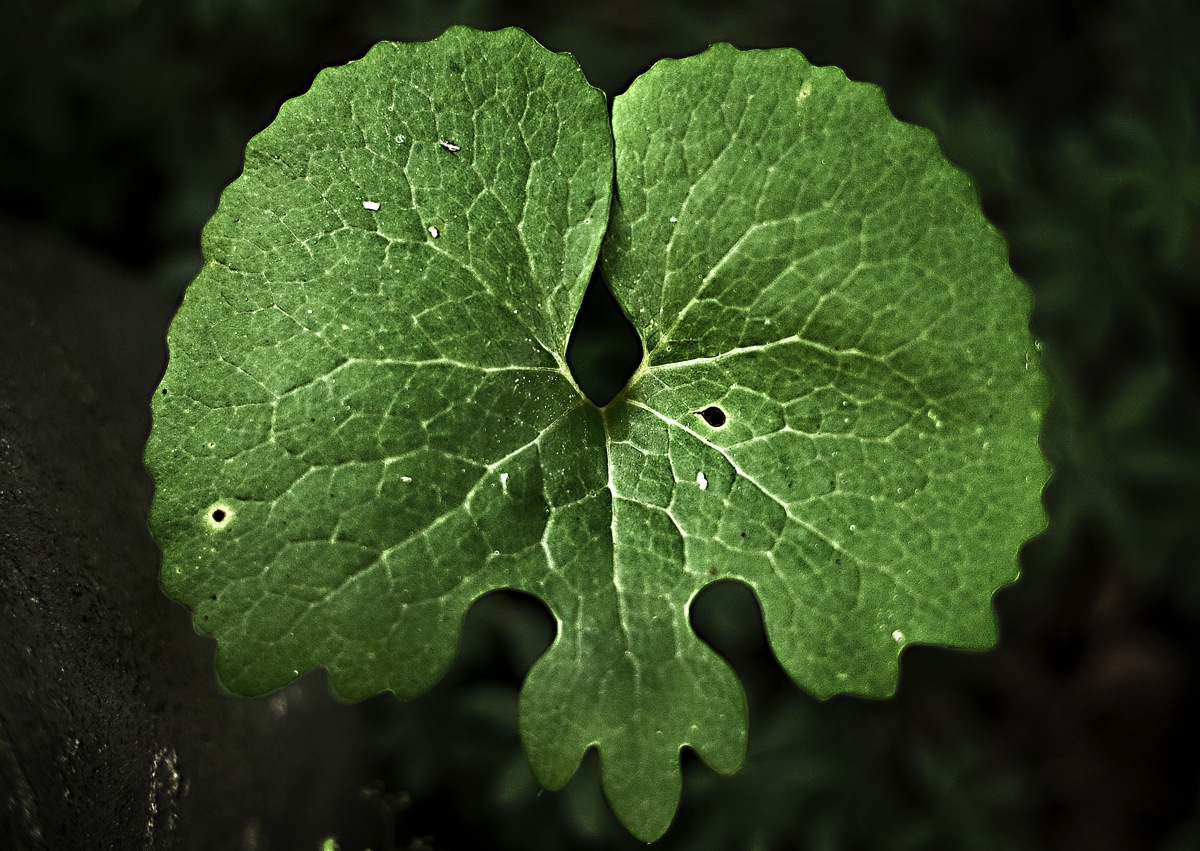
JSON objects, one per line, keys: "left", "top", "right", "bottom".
{"left": 428, "top": 225, "right": 439, "bottom": 238}
{"left": 362, "top": 200, "right": 381, "bottom": 211}
{"left": 500, "top": 472, "right": 509, "bottom": 493}
{"left": 394, "top": 134, "right": 406, "bottom": 144}
{"left": 696, "top": 471, "right": 708, "bottom": 491}
{"left": 669, "top": 216, "right": 678, "bottom": 223}
{"left": 438, "top": 139, "right": 461, "bottom": 153}
{"left": 400, "top": 476, "right": 412, "bottom": 483}
{"left": 892, "top": 629, "right": 904, "bottom": 642}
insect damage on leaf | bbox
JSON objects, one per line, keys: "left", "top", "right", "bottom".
{"left": 145, "top": 26, "right": 1049, "bottom": 843}
{"left": 697, "top": 405, "right": 727, "bottom": 427}
{"left": 203, "top": 503, "right": 233, "bottom": 530}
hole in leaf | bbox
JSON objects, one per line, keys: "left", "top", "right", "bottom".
{"left": 697, "top": 405, "right": 727, "bottom": 427}
{"left": 565, "top": 267, "right": 642, "bottom": 407}
{"left": 205, "top": 502, "right": 233, "bottom": 529}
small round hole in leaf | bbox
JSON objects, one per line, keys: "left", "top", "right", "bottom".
{"left": 204, "top": 502, "right": 233, "bottom": 530}
{"left": 697, "top": 406, "right": 727, "bottom": 428}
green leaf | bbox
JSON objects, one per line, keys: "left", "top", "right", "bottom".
{"left": 146, "top": 27, "right": 1048, "bottom": 842}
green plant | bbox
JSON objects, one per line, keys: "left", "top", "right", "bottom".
{"left": 145, "top": 26, "right": 1047, "bottom": 841}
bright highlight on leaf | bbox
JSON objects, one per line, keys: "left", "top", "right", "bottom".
{"left": 145, "top": 27, "right": 1049, "bottom": 841}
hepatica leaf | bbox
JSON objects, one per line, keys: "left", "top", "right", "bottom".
{"left": 146, "top": 27, "right": 1048, "bottom": 841}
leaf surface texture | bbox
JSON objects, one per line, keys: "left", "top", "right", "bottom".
{"left": 146, "top": 27, "right": 1048, "bottom": 841}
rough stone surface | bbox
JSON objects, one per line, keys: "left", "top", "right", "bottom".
{"left": 0, "top": 218, "right": 382, "bottom": 850}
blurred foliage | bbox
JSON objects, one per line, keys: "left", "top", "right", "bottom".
{"left": 4, "top": 0, "right": 1197, "bottom": 848}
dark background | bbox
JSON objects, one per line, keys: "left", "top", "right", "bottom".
{"left": 2, "top": 0, "right": 1198, "bottom": 848}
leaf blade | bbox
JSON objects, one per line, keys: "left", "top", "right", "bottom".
{"left": 147, "top": 26, "right": 613, "bottom": 699}
{"left": 603, "top": 40, "right": 1048, "bottom": 700}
